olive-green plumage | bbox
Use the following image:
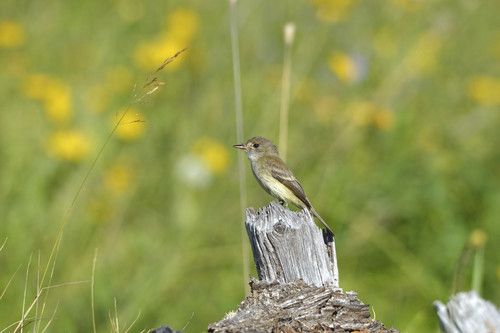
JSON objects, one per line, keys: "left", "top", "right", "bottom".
{"left": 234, "top": 136, "right": 333, "bottom": 234}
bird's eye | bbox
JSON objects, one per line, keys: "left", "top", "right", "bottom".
{"left": 253, "top": 143, "right": 260, "bottom": 148}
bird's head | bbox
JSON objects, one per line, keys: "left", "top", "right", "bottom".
{"left": 233, "top": 136, "right": 279, "bottom": 161}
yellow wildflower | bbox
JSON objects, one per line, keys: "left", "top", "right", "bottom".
{"left": 468, "top": 76, "right": 500, "bottom": 107}
{"left": 0, "top": 21, "right": 25, "bottom": 48}
{"left": 469, "top": 229, "right": 487, "bottom": 249}
{"left": 113, "top": 108, "right": 145, "bottom": 141}
{"left": 44, "top": 84, "right": 72, "bottom": 123}
{"left": 310, "top": 0, "right": 356, "bottom": 23}
{"left": 350, "top": 101, "right": 394, "bottom": 130}
{"left": 328, "top": 52, "right": 360, "bottom": 83}
{"left": 134, "top": 37, "right": 184, "bottom": 71}
{"left": 134, "top": 8, "right": 198, "bottom": 70}
{"left": 193, "top": 137, "right": 229, "bottom": 174}
{"left": 46, "top": 130, "right": 91, "bottom": 162}
{"left": 350, "top": 101, "right": 373, "bottom": 126}
{"left": 104, "top": 163, "right": 134, "bottom": 195}
{"left": 23, "top": 74, "right": 72, "bottom": 123}
{"left": 165, "top": 8, "right": 199, "bottom": 43}
{"left": 372, "top": 108, "right": 394, "bottom": 130}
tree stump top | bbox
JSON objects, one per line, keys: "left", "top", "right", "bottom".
{"left": 434, "top": 291, "right": 500, "bottom": 333}
{"left": 208, "top": 280, "right": 398, "bottom": 333}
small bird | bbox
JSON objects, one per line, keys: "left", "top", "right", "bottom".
{"left": 234, "top": 136, "right": 333, "bottom": 235}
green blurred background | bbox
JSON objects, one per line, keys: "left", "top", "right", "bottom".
{"left": 1, "top": 0, "right": 499, "bottom": 332}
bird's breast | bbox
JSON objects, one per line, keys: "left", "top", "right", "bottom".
{"left": 250, "top": 161, "right": 303, "bottom": 207}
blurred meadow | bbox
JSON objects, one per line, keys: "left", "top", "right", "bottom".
{"left": 1, "top": 0, "right": 499, "bottom": 332}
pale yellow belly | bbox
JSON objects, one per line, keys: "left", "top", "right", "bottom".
{"left": 258, "top": 173, "right": 305, "bottom": 208}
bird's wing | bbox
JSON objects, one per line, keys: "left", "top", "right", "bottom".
{"left": 266, "top": 156, "right": 312, "bottom": 209}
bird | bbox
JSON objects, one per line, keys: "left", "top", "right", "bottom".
{"left": 233, "top": 136, "right": 334, "bottom": 235}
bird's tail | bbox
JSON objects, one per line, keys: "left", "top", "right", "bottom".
{"left": 309, "top": 207, "right": 335, "bottom": 237}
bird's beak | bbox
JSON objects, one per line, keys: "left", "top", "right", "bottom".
{"left": 233, "top": 143, "right": 247, "bottom": 151}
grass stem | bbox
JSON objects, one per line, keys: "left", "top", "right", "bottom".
{"left": 229, "top": 0, "right": 250, "bottom": 294}
{"left": 471, "top": 247, "right": 484, "bottom": 295}
{"left": 91, "top": 249, "right": 98, "bottom": 333}
{"left": 278, "top": 22, "right": 295, "bottom": 162}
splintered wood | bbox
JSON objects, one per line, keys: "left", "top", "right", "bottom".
{"left": 208, "top": 280, "right": 398, "bottom": 333}
{"left": 245, "top": 202, "right": 339, "bottom": 288}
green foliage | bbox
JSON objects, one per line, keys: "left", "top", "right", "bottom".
{"left": 0, "top": 0, "right": 498, "bottom": 332}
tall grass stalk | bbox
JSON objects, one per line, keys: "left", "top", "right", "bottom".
{"left": 91, "top": 249, "right": 98, "bottom": 333}
{"left": 471, "top": 246, "right": 484, "bottom": 294}
{"left": 41, "top": 302, "right": 58, "bottom": 333}
{"left": 20, "top": 254, "right": 33, "bottom": 333}
{"left": 229, "top": 0, "right": 250, "bottom": 294}
{"left": 278, "top": 22, "right": 295, "bottom": 162}
{"left": 451, "top": 244, "right": 471, "bottom": 294}
{"left": 32, "top": 252, "right": 40, "bottom": 333}
{"left": 123, "top": 311, "right": 142, "bottom": 333}
{"left": 110, "top": 298, "right": 119, "bottom": 333}
{"left": 0, "top": 238, "right": 6, "bottom": 253}
{"left": 0, "top": 265, "right": 20, "bottom": 302}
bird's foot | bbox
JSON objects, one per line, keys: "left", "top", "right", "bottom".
{"left": 278, "top": 199, "right": 287, "bottom": 207}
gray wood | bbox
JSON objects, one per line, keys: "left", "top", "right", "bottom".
{"left": 208, "top": 280, "right": 398, "bottom": 333}
{"left": 245, "top": 202, "right": 339, "bottom": 288}
{"left": 208, "top": 203, "right": 398, "bottom": 332}
{"left": 434, "top": 291, "right": 500, "bottom": 333}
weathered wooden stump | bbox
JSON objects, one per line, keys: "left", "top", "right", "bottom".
{"left": 209, "top": 203, "right": 398, "bottom": 333}
{"left": 434, "top": 291, "right": 500, "bottom": 333}
{"left": 245, "top": 202, "right": 339, "bottom": 288}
